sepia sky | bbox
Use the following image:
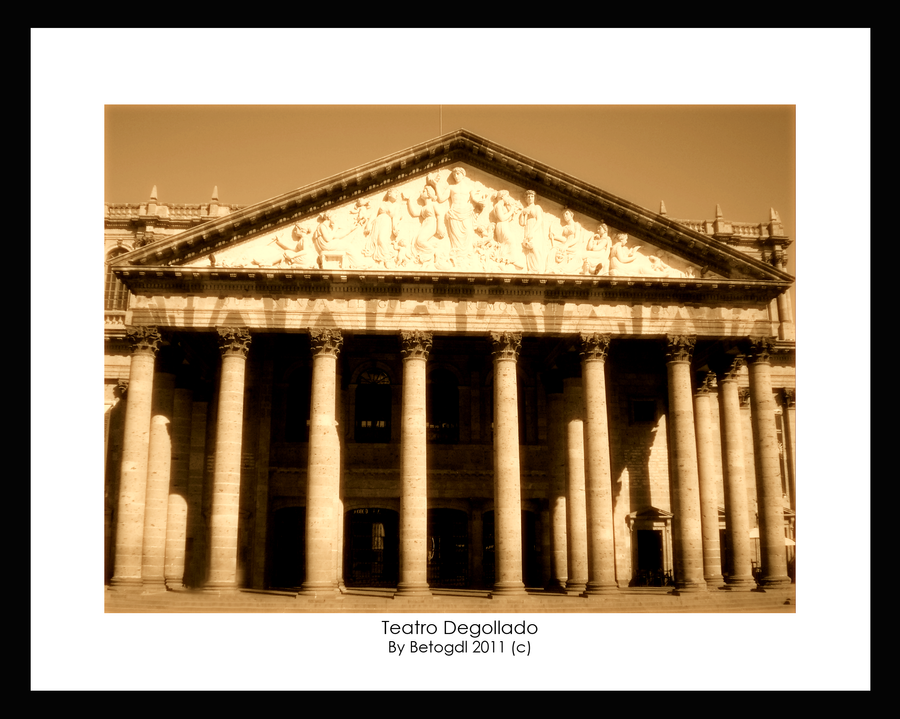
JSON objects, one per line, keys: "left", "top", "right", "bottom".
{"left": 34, "top": 29, "right": 869, "bottom": 692}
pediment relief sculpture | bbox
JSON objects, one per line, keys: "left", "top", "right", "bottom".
{"left": 190, "top": 164, "right": 708, "bottom": 279}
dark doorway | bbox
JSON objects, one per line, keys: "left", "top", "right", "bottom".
{"left": 269, "top": 506, "right": 305, "bottom": 589}
{"left": 427, "top": 509, "right": 469, "bottom": 588}
{"left": 345, "top": 508, "right": 399, "bottom": 587}
{"left": 634, "top": 529, "right": 665, "bottom": 587}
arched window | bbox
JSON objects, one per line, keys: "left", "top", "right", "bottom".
{"left": 355, "top": 369, "right": 391, "bottom": 443}
{"left": 427, "top": 368, "right": 459, "bottom": 444}
{"left": 104, "top": 249, "right": 130, "bottom": 311}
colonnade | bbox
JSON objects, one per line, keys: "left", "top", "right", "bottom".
{"left": 109, "top": 325, "right": 793, "bottom": 595}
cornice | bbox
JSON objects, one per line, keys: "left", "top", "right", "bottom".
{"left": 110, "top": 130, "right": 794, "bottom": 286}
{"left": 112, "top": 265, "right": 791, "bottom": 305}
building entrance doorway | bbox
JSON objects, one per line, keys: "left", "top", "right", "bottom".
{"left": 345, "top": 508, "right": 399, "bottom": 587}
{"left": 427, "top": 509, "right": 469, "bottom": 588}
{"left": 635, "top": 529, "right": 666, "bottom": 587}
{"left": 269, "top": 506, "right": 305, "bottom": 589}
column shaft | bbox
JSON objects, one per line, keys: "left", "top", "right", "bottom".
{"left": 396, "top": 331, "right": 431, "bottom": 596}
{"left": 748, "top": 339, "right": 790, "bottom": 586}
{"left": 782, "top": 389, "right": 796, "bottom": 511}
{"left": 301, "top": 329, "right": 342, "bottom": 595}
{"left": 581, "top": 335, "right": 618, "bottom": 594}
{"left": 205, "top": 328, "right": 251, "bottom": 591}
{"left": 564, "top": 377, "right": 588, "bottom": 594}
{"left": 185, "top": 400, "right": 208, "bottom": 588}
{"left": 164, "top": 386, "right": 192, "bottom": 589}
{"left": 491, "top": 332, "right": 525, "bottom": 595}
{"left": 665, "top": 336, "right": 706, "bottom": 592}
{"left": 693, "top": 376, "right": 724, "bottom": 588}
{"left": 546, "top": 388, "right": 567, "bottom": 592}
{"left": 110, "top": 326, "right": 161, "bottom": 590}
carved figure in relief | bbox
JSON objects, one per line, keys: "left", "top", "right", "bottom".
{"left": 363, "top": 190, "right": 402, "bottom": 267}
{"left": 582, "top": 221, "right": 612, "bottom": 275}
{"left": 312, "top": 211, "right": 370, "bottom": 269}
{"left": 549, "top": 209, "right": 586, "bottom": 267}
{"left": 402, "top": 185, "right": 445, "bottom": 266}
{"left": 429, "top": 167, "right": 477, "bottom": 255}
{"left": 520, "top": 190, "right": 548, "bottom": 274}
{"left": 251, "top": 225, "right": 319, "bottom": 269}
{"left": 490, "top": 190, "right": 525, "bottom": 270}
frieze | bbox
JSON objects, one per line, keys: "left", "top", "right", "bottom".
{"left": 184, "top": 164, "right": 705, "bottom": 281}
{"left": 217, "top": 327, "right": 251, "bottom": 358}
{"left": 125, "top": 325, "right": 162, "bottom": 356}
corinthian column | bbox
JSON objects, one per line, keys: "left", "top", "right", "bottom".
{"left": 781, "top": 388, "right": 796, "bottom": 511}
{"left": 665, "top": 335, "right": 706, "bottom": 592}
{"left": 110, "top": 326, "right": 161, "bottom": 590}
{"left": 715, "top": 355, "right": 755, "bottom": 589}
{"left": 692, "top": 372, "right": 724, "bottom": 588}
{"left": 141, "top": 368, "right": 175, "bottom": 590}
{"left": 563, "top": 375, "right": 588, "bottom": 594}
{"left": 204, "top": 327, "right": 251, "bottom": 591}
{"left": 490, "top": 332, "right": 526, "bottom": 596}
{"left": 396, "top": 330, "right": 432, "bottom": 597}
{"left": 747, "top": 338, "right": 790, "bottom": 587}
{"left": 580, "top": 333, "right": 618, "bottom": 594}
{"left": 544, "top": 374, "right": 567, "bottom": 592}
{"left": 300, "top": 328, "right": 342, "bottom": 596}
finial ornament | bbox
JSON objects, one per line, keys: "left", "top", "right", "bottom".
{"left": 490, "top": 331, "right": 521, "bottom": 361}
{"left": 665, "top": 335, "right": 696, "bottom": 364}
{"left": 400, "top": 330, "right": 433, "bottom": 360}
{"left": 309, "top": 328, "right": 343, "bottom": 358}
{"left": 217, "top": 327, "right": 251, "bottom": 358}
{"left": 579, "top": 332, "right": 611, "bottom": 362}
{"left": 126, "top": 325, "right": 162, "bottom": 357}
{"left": 659, "top": 200, "right": 667, "bottom": 216}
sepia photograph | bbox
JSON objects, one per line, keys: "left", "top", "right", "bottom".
{"left": 34, "top": 29, "right": 869, "bottom": 690}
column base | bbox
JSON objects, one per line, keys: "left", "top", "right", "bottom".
{"left": 565, "top": 581, "right": 587, "bottom": 595}
{"left": 491, "top": 581, "right": 527, "bottom": 596}
{"left": 759, "top": 575, "right": 792, "bottom": 588}
{"left": 543, "top": 581, "right": 568, "bottom": 594}
{"left": 141, "top": 577, "right": 167, "bottom": 594}
{"left": 723, "top": 576, "right": 757, "bottom": 591}
{"left": 672, "top": 580, "right": 708, "bottom": 594}
{"left": 584, "top": 582, "right": 619, "bottom": 595}
{"left": 704, "top": 574, "right": 726, "bottom": 589}
{"left": 395, "top": 582, "right": 431, "bottom": 597}
{"left": 297, "top": 582, "right": 338, "bottom": 597}
{"left": 165, "top": 578, "right": 185, "bottom": 591}
{"left": 109, "top": 577, "right": 143, "bottom": 592}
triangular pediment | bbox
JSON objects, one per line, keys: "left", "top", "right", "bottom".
{"left": 111, "top": 130, "right": 793, "bottom": 288}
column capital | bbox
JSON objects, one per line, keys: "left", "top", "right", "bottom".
{"left": 309, "top": 328, "right": 343, "bottom": 358}
{"left": 125, "top": 325, "right": 162, "bottom": 357}
{"left": 745, "top": 337, "right": 775, "bottom": 364}
{"left": 738, "top": 387, "right": 751, "bottom": 408}
{"left": 490, "top": 331, "right": 521, "bottom": 361}
{"left": 217, "top": 327, "right": 251, "bottom": 358}
{"left": 665, "top": 334, "right": 696, "bottom": 364}
{"left": 578, "top": 332, "right": 611, "bottom": 362}
{"left": 782, "top": 387, "right": 796, "bottom": 408}
{"left": 694, "top": 371, "right": 716, "bottom": 396}
{"left": 400, "top": 330, "right": 432, "bottom": 360}
{"left": 714, "top": 354, "right": 745, "bottom": 382}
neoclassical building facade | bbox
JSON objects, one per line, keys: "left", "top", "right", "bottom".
{"left": 104, "top": 130, "right": 796, "bottom": 600}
